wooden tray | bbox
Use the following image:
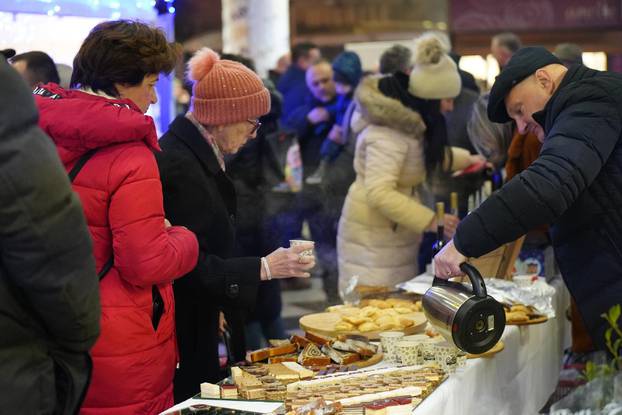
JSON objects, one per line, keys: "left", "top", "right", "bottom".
{"left": 467, "top": 341, "right": 504, "bottom": 359}
{"left": 506, "top": 315, "right": 548, "bottom": 326}
{"left": 299, "top": 312, "right": 427, "bottom": 340}
{"left": 353, "top": 351, "right": 384, "bottom": 368}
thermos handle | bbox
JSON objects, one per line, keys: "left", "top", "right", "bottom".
{"left": 460, "top": 262, "right": 487, "bottom": 298}
{"left": 432, "top": 263, "right": 487, "bottom": 298}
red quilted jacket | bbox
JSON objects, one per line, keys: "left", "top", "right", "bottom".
{"left": 35, "top": 84, "right": 199, "bottom": 415}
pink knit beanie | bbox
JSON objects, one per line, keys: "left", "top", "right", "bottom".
{"left": 187, "top": 48, "right": 270, "bottom": 125}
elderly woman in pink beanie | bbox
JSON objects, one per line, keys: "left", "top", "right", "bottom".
{"left": 156, "top": 48, "right": 315, "bottom": 402}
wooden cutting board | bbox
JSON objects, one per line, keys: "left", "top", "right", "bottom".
{"left": 506, "top": 315, "right": 548, "bottom": 326}
{"left": 299, "top": 312, "right": 427, "bottom": 340}
{"left": 467, "top": 340, "right": 504, "bottom": 359}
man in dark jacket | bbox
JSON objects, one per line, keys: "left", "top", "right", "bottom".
{"left": 276, "top": 60, "right": 340, "bottom": 302}
{"left": 434, "top": 47, "right": 622, "bottom": 350}
{"left": 0, "top": 56, "right": 100, "bottom": 413}
{"left": 278, "top": 42, "right": 321, "bottom": 128}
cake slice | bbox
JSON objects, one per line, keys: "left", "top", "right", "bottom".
{"left": 321, "top": 345, "right": 361, "bottom": 365}
{"left": 270, "top": 339, "right": 294, "bottom": 347}
{"left": 305, "top": 331, "right": 332, "bottom": 346}
{"left": 268, "top": 343, "right": 298, "bottom": 357}
{"left": 290, "top": 334, "right": 312, "bottom": 349}
{"left": 200, "top": 382, "right": 221, "bottom": 398}
{"left": 344, "top": 336, "right": 378, "bottom": 357}
{"left": 269, "top": 353, "right": 299, "bottom": 364}
{"left": 298, "top": 343, "right": 331, "bottom": 366}
{"left": 281, "top": 361, "right": 315, "bottom": 379}
{"left": 220, "top": 384, "right": 239, "bottom": 399}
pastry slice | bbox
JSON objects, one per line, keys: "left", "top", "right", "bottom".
{"left": 321, "top": 345, "right": 361, "bottom": 365}
{"left": 298, "top": 343, "right": 331, "bottom": 366}
{"left": 345, "top": 335, "right": 378, "bottom": 357}
{"left": 305, "top": 331, "right": 332, "bottom": 346}
{"left": 269, "top": 338, "right": 294, "bottom": 347}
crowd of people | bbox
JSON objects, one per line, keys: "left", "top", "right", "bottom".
{"left": 1, "top": 17, "right": 621, "bottom": 415}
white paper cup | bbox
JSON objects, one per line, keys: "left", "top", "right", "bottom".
{"left": 433, "top": 341, "right": 459, "bottom": 373}
{"left": 379, "top": 331, "right": 404, "bottom": 362}
{"left": 402, "top": 335, "right": 433, "bottom": 364}
{"left": 396, "top": 340, "right": 421, "bottom": 366}
{"left": 289, "top": 239, "right": 315, "bottom": 257}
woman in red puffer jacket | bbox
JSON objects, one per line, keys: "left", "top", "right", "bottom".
{"left": 34, "top": 20, "right": 198, "bottom": 415}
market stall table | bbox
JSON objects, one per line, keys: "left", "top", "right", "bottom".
{"left": 161, "top": 277, "right": 570, "bottom": 415}
{"left": 414, "top": 276, "right": 570, "bottom": 415}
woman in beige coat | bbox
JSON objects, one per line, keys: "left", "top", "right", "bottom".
{"left": 337, "top": 35, "right": 483, "bottom": 294}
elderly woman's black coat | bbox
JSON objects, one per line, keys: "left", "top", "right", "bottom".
{"left": 157, "top": 115, "right": 261, "bottom": 402}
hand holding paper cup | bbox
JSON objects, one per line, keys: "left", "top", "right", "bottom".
{"left": 289, "top": 239, "right": 315, "bottom": 258}
{"left": 262, "top": 242, "right": 315, "bottom": 280}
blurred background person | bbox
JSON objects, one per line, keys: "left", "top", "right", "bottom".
{"left": 554, "top": 42, "right": 584, "bottom": 67}
{"left": 490, "top": 32, "right": 522, "bottom": 70}
{"left": 34, "top": 20, "right": 199, "bottom": 414}
{"left": 10, "top": 50, "right": 60, "bottom": 88}
{"left": 157, "top": 48, "right": 315, "bottom": 401}
{"left": 378, "top": 44, "right": 412, "bottom": 75}
{"left": 276, "top": 59, "right": 340, "bottom": 302}
{"left": 55, "top": 63, "right": 73, "bottom": 89}
{"left": 467, "top": 94, "right": 514, "bottom": 169}
{"left": 338, "top": 35, "right": 483, "bottom": 293}
{"left": 269, "top": 52, "right": 291, "bottom": 87}
{"left": 306, "top": 51, "right": 362, "bottom": 185}
{"left": 0, "top": 53, "right": 100, "bottom": 415}
{"left": 278, "top": 42, "right": 321, "bottom": 128}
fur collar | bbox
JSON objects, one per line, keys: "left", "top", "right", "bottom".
{"left": 354, "top": 76, "right": 426, "bottom": 137}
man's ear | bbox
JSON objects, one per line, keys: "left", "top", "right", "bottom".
{"left": 534, "top": 68, "right": 554, "bottom": 94}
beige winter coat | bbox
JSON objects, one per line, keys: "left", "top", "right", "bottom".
{"left": 337, "top": 76, "right": 471, "bottom": 294}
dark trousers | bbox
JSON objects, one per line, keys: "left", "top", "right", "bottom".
{"left": 320, "top": 139, "right": 344, "bottom": 162}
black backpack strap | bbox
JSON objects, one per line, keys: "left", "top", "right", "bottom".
{"left": 97, "top": 258, "right": 114, "bottom": 281}
{"left": 68, "top": 149, "right": 97, "bottom": 182}
{"left": 68, "top": 149, "right": 114, "bottom": 281}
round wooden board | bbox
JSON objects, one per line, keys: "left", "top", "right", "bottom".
{"left": 467, "top": 340, "right": 504, "bottom": 359}
{"left": 506, "top": 315, "right": 548, "bottom": 326}
{"left": 299, "top": 312, "right": 427, "bottom": 340}
{"left": 354, "top": 351, "right": 384, "bottom": 368}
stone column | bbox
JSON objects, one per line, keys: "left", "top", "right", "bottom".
{"left": 221, "top": 0, "right": 289, "bottom": 78}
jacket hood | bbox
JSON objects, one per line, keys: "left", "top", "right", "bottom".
{"left": 354, "top": 76, "right": 426, "bottom": 137}
{"left": 34, "top": 83, "right": 160, "bottom": 165}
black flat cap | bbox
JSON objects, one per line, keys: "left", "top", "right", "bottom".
{"left": 488, "top": 46, "right": 562, "bottom": 123}
{"left": 1, "top": 48, "right": 16, "bottom": 59}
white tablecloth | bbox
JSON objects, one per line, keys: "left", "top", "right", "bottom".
{"left": 414, "top": 277, "right": 571, "bottom": 415}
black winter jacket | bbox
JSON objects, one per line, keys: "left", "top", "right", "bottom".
{"left": 157, "top": 115, "right": 261, "bottom": 401}
{"left": 454, "top": 65, "right": 622, "bottom": 349}
{"left": 0, "top": 59, "right": 100, "bottom": 413}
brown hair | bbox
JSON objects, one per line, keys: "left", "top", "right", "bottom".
{"left": 70, "top": 20, "right": 181, "bottom": 96}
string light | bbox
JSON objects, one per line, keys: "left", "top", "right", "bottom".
{"left": 154, "top": 0, "right": 176, "bottom": 15}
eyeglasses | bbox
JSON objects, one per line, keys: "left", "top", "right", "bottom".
{"left": 247, "top": 119, "right": 262, "bottom": 135}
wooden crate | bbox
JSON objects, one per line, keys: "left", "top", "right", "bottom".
{"left": 467, "top": 236, "right": 525, "bottom": 279}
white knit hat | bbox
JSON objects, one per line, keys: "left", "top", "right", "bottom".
{"left": 409, "top": 33, "right": 461, "bottom": 99}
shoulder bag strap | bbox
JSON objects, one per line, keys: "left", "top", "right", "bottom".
{"left": 68, "top": 150, "right": 114, "bottom": 280}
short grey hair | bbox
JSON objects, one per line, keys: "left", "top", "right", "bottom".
{"left": 379, "top": 44, "right": 412, "bottom": 75}
{"left": 492, "top": 32, "right": 522, "bottom": 53}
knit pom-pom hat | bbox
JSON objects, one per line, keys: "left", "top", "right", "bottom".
{"left": 187, "top": 48, "right": 270, "bottom": 125}
{"left": 408, "top": 34, "right": 461, "bottom": 99}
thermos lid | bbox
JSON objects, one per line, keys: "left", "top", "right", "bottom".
{"left": 452, "top": 295, "right": 505, "bottom": 354}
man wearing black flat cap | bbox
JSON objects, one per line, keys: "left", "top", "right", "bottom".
{"left": 434, "top": 46, "right": 622, "bottom": 351}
